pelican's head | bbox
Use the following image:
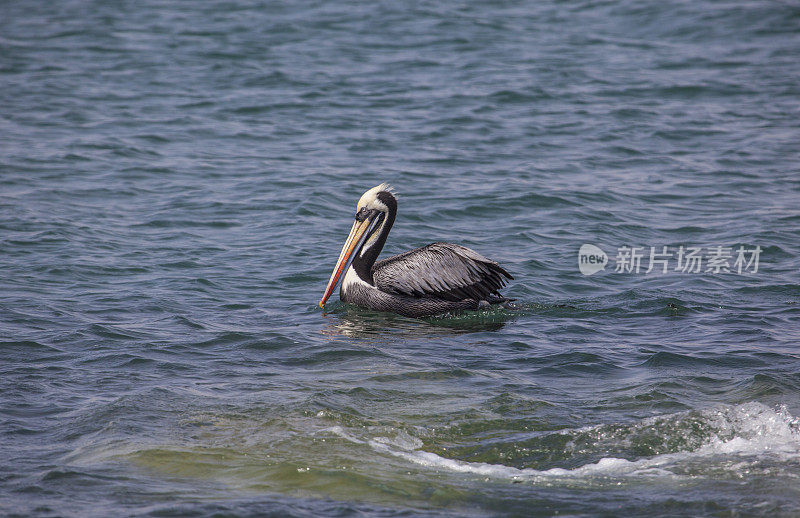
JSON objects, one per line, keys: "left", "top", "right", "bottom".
{"left": 319, "top": 183, "right": 396, "bottom": 308}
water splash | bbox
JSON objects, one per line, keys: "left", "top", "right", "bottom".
{"left": 328, "top": 402, "right": 800, "bottom": 482}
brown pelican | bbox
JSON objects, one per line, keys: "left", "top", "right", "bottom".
{"left": 319, "top": 184, "right": 513, "bottom": 318}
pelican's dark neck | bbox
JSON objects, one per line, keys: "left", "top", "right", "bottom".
{"left": 351, "top": 192, "right": 396, "bottom": 285}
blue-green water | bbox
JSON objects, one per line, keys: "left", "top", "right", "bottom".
{"left": 2, "top": 1, "right": 800, "bottom": 516}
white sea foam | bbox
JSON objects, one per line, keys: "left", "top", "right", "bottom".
{"left": 328, "top": 402, "right": 800, "bottom": 481}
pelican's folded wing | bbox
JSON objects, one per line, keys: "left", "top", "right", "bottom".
{"left": 372, "top": 242, "right": 513, "bottom": 301}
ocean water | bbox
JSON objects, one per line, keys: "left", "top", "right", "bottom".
{"left": 2, "top": 0, "right": 800, "bottom": 516}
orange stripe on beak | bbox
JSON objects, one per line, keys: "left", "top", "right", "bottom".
{"left": 319, "top": 217, "right": 373, "bottom": 308}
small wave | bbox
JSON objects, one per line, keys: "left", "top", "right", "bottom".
{"left": 328, "top": 402, "right": 800, "bottom": 482}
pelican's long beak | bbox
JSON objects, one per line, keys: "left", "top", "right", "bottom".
{"left": 319, "top": 212, "right": 382, "bottom": 308}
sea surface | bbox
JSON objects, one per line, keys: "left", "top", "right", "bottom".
{"left": 2, "top": 1, "right": 800, "bottom": 516}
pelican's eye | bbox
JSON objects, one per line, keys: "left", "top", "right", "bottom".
{"left": 355, "top": 207, "right": 369, "bottom": 221}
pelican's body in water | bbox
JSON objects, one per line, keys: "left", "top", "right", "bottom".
{"left": 319, "top": 184, "right": 513, "bottom": 318}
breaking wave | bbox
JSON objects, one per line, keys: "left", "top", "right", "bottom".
{"left": 328, "top": 402, "right": 800, "bottom": 482}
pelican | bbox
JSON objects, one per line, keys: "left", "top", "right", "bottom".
{"left": 319, "top": 184, "right": 513, "bottom": 318}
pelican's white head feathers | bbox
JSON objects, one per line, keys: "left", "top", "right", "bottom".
{"left": 354, "top": 183, "right": 396, "bottom": 255}
{"left": 357, "top": 183, "right": 396, "bottom": 212}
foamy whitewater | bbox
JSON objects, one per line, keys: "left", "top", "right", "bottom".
{"left": 329, "top": 402, "right": 800, "bottom": 482}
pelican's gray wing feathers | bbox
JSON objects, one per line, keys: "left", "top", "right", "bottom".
{"left": 372, "top": 242, "right": 513, "bottom": 302}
